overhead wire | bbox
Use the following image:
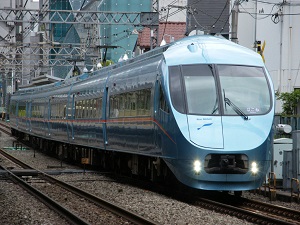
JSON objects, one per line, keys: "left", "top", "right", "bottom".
{"left": 239, "top": 2, "right": 279, "bottom": 21}
{"left": 161, "top": 8, "right": 170, "bottom": 39}
{"left": 211, "top": 0, "right": 229, "bottom": 27}
{"left": 218, "top": 1, "right": 236, "bottom": 34}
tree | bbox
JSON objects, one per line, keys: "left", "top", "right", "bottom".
{"left": 276, "top": 90, "right": 300, "bottom": 115}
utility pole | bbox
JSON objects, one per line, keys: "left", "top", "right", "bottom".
{"left": 150, "top": 0, "right": 159, "bottom": 49}
{"left": 231, "top": 0, "right": 239, "bottom": 43}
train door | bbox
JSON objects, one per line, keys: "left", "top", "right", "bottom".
{"left": 45, "top": 99, "right": 51, "bottom": 136}
{"left": 16, "top": 101, "right": 19, "bottom": 128}
{"left": 102, "top": 87, "right": 108, "bottom": 149}
{"left": 26, "top": 101, "right": 31, "bottom": 132}
{"left": 66, "top": 94, "right": 75, "bottom": 142}
{"left": 10, "top": 100, "right": 17, "bottom": 128}
{"left": 153, "top": 80, "right": 160, "bottom": 150}
{"left": 153, "top": 79, "right": 172, "bottom": 155}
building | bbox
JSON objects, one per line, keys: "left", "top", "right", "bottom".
{"left": 2, "top": 0, "right": 244, "bottom": 115}
{"left": 187, "top": 0, "right": 230, "bottom": 38}
{"left": 99, "top": 0, "right": 152, "bottom": 63}
{"left": 235, "top": 0, "right": 300, "bottom": 113}
{"left": 137, "top": 22, "right": 186, "bottom": 53}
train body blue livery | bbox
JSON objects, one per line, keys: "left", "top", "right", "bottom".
{"left": 10, "top": 35, "right": 275, "bottom": 191}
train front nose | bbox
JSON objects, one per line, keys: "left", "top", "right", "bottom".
{"left": 187, "top": 115, "right": 224, "bottom": 149}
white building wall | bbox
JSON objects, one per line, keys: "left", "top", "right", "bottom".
{"left": 234, "top": 0, "right": 300, "bottom": 113}
{"left": 159, "top": 0, "right": 187, "bottom": 22}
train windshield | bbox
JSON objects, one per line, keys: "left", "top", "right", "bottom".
{"left": 169, "top": 64, "right": 271, "bottom": 116}
{"left": 182, "top": 65, "right": 218, "bottom": 115}
{"left": 218, "top": 65, "right": 271, "bottom": 116}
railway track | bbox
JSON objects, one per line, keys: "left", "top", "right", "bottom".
{"left": 0, "top": 121, "right": 11, "bottom": 136}
{"left": 1, "top": 121, "right": 299, "bottom": 224}
{"left": 189, "top": 192, "right": 300, "bottom": 225}
{"left": 0, "top": 148, "right": 158, "bottom": 225}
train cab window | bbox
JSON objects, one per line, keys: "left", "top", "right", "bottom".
{"left": 218, "top": 65, "right": 271, "bottom": 115}
{"left": 169, "top": 66, "right": 185, "bottom": 113}
{"left": 181, "top": 64, "right": 218, "bottom": 115}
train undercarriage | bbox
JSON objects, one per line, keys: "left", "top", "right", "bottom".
{"left": 11, "top": 129, "right": 176, "bottom": 185}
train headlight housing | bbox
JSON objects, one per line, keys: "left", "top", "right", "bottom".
{"left": 251, "top": 161, "right": 259, "bottom": 175}
{"left": 193, "top": 160, "right": 201, "bottom": 175}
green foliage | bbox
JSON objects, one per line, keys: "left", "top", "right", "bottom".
{"left": 102, "top": 60, "right": 114, "bottom": 67}
{"left": 276, "top": 90, "right": 300, "bottom": 115}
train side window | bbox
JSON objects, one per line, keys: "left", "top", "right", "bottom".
{"left": 90, "top": 100, "right": 94, "bottom": 118}
{"left": 40, "top": 105, "right": 45, "bottom": 118}
{"left": 86, "top": 100, "right": 90, "bottom": 118}
{"left": 85, "top": 99, "right": 89, "bottom": 118}
{"left": 57, "top": 104, "right": 60, "bottom": 118}
{"left": 50, "top": 104, "right": 56, "bottom": 119}
{"left": 109, "top": 90, "right": 150, "bottom": 118}
{"left": 82, "top": 100, "right": 86, "bottom": 118}
{"left": 116, "top": 94, "right": 124, "bottom": 117}
{"left": 75, "top": 100, "right": 81, "bottom": 119}
{"left": 137, "top": 89, "right": 151, "bottom": 116}
{"left": 125, "top": 93, "right": 130, "bottom": 116}
{"left": 95, "top": 98, "right": 102, "bottom": 118}
{"left": 130, "top": 92, "right": 137, "bottom": 116}
{"left": 91, "top": 99, "right": 96, "bottom": 118}
{"left": 110, "top": 96, "right": 120, "bottom": 118}
{"left": 10, "top": 102, "right": 17, "bottom": 116}
{"left": 75, "top": 98, "right": 102, "bottom": 119}
{"left": 18, "top": 105, "right": 26, "bottom": 117}
{"left": 88, "top": 100, "right": 92, "bottom": 118}
{"left": 76, "top": 101, "right": 80, "bottom": 118}
{"left": 54, "top": 103, "right": 59, "bottom": 119}
{"left": 63, "top": 104, "right": 67, "bottom": 119}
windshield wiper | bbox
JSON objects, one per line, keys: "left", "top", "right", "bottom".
{"left": 211, "top": 98, "right": 218, "bottom": 114}
{"left": 223, "top": 89, "right": 249, "bottom": 121}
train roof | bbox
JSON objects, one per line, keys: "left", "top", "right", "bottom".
{"left": 13, "top": 35, "right": 263, "bottom": 97}
{"left": 163, "top": 35, "right": 264, "bottom": 66}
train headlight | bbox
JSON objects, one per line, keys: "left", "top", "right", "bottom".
{"left": 193, "top": 160, "right": 201, "bottom": 175}
{"left": 251, "top": 162, "right": 259, "bottom": 174}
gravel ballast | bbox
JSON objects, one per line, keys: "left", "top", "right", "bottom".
{"left": 1, "top": 129, "right": 299, "bottom": 224}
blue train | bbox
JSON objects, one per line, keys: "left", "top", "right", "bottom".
{"left": 10, "top": 35, "right": 275, "bottom": 192}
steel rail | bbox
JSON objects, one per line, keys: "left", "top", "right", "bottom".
{"left": 0, "top": 122, "right": 11, "bottom": 136}
{"left": 0, "top": 165, "right": 90, "bottom": 225}
{"left": 193, "top": 195, "right": 300, "bottom": 225}
{"left": 41, "top": 173, "right": 158, "bottom": 225}
{"left": 237, "top": 197, "right": 300, "bottom": 222}
{"left": 0, "top": 147, "right": 158, "bottom": 225}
